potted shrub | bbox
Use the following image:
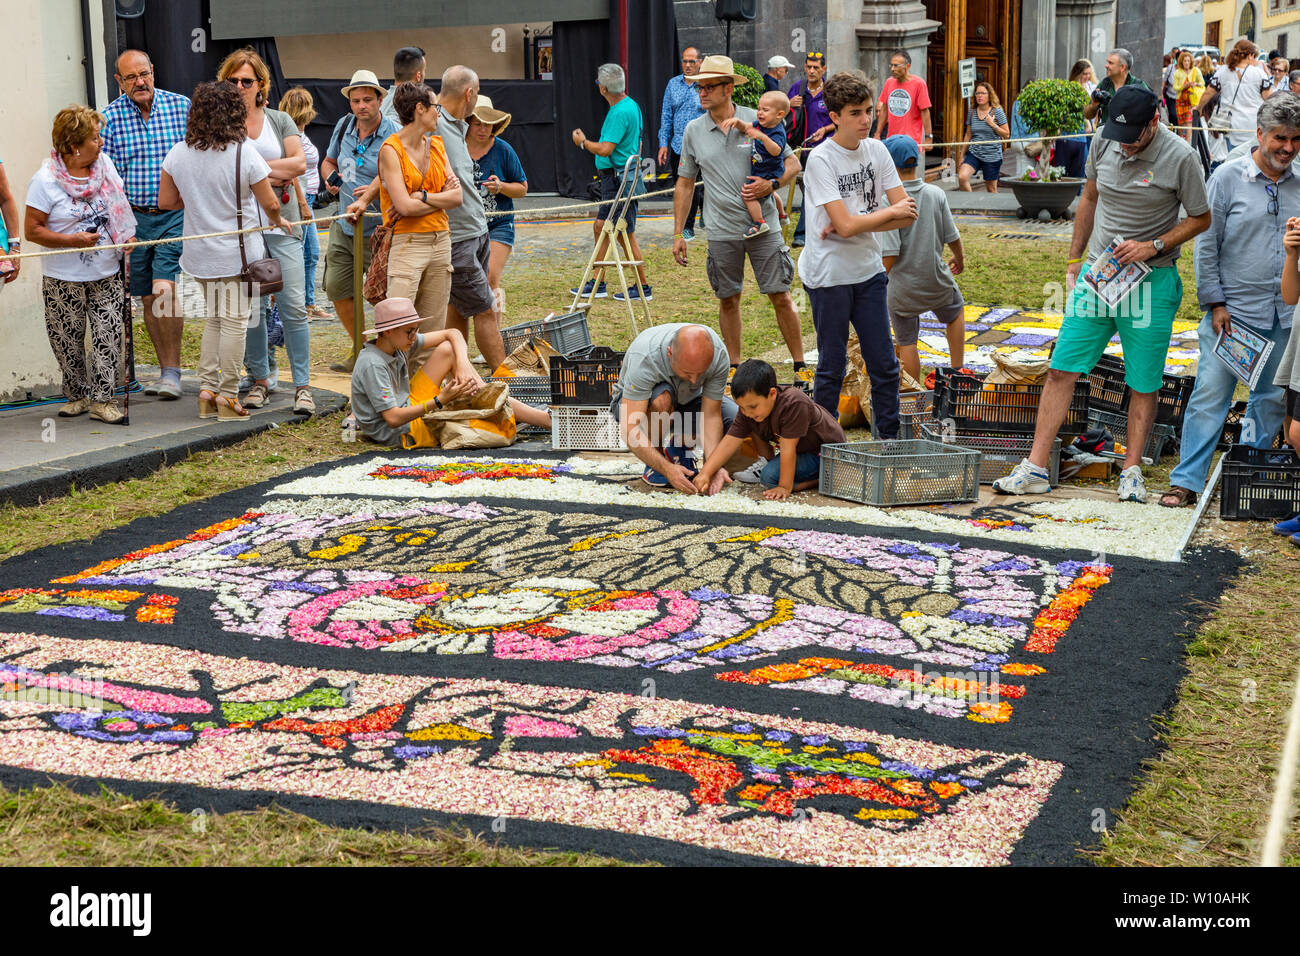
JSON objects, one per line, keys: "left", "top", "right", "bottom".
{"left": 733, "top": 63, "right": 764, "bottom": 109}
{"left": 1010, "top": 78, "right": 1090, "bottom": 219}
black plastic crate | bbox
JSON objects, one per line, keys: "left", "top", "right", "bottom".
{"left": 1087, "top": 354, "right": 1127, "bottom": 414}
{"left": 932, "top": 367, "right": 1089, "bottom": 436}
{"left": 922, "top": 422, "right": 1062, "bottom": 486}
{"left": 550, "top": 346, "right": 623, "bottom": 405}
{"left": 1086, "top": 353, "right": 1192, "bottom": 427}
{"left": 1220, "top": 444, "right": 1300, "bottom": 520}
{"left": 1220, "top": 400, "right": 1286, "bottom": 450}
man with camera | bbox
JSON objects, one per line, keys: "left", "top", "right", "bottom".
{"left": 320, "top": 69, "right": 398, "bottom": 371}
{"left": 1083, "top": 49, "right": 1149, "bottom": 126}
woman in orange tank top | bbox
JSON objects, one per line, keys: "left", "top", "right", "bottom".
{"left": 378, "top": 81, "right": 462, "bottom": 355}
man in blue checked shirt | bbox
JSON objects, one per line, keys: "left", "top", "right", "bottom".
{"left": 1159, "top": 93, "right": 1300, "bottom": 510}
{"left": 102, "top": 49, "right": 190, "bottom": 399}
{"left": 658, "top": 46, "right": 706, "bottom": 239}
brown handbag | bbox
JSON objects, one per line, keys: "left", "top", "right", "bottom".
{"left": 362, "top": 207, "right": 399, "bottom": 305}
{"left": 235, "top": 140, "right": 284, "bottom": 297}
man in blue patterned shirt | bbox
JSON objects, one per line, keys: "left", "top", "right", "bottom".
{"left": 658, "top": 46, "right": 706, "bottom": 239}
{"left": 102, "top": 49, "right": 190, "bottom": 399}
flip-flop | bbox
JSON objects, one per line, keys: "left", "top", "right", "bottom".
{"left": 1158, "top": 486, "right": 1197, "bottom": 508}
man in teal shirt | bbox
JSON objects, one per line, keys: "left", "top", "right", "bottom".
{"left": 571, "top": 63, "right": 653, "bottom": 301}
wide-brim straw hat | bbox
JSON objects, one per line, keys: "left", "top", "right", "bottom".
{"left": 341, "top": 69, "right": 386, "bottom": 99}
{"left": 471, "top": 95, "right": 511, "bottom": 136}
{"left": 686, "top": 54, "right": 748, "bottom": 86}
{"left": 364, "top": 297, "right": 431, "bottom": 338}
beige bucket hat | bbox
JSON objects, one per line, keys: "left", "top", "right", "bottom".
{"left": 341, "top": 69, "right": 386, "bottom": 98}
{"left": 471, "top": 95, "right": 511, "bottom": 136}
{"left": 685, "top": 54, "right": 748, "bottom": 85}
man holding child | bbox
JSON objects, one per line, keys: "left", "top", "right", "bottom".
{"left": 673, "top": 55, "right": 808, "bottom": 383}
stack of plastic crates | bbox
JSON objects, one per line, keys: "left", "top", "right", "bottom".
{"left": 549, "top": 347, "right": 626, "bottom": 451}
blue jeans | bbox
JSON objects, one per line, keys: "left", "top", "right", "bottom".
{"left": 806, "top": 273, "right": 900, "bottom": 438}
{"left": 245, "top": 230, "right": 310, "bottom": 388}
{"left": 1169, "top": 312, "right": 1289, "bottom": 493}
{"left": 301, "top": 208, "right": 320, "bottom": 307}
{"left": 792, "top": 186, "right": 806, "bottom": 243}
{"left": 760, "top": 452, "right": 821, "bottom": 488}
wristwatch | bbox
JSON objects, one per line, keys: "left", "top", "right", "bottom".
{"left": 1152, "top": 238, "right": 1166, "bottom": 253}
{"left": 768, "top": 177, "right": 780, "bottom": 190}
{"left": 420, "top": 189, "right": 429, "bottom": 205}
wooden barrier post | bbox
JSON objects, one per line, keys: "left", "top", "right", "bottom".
{"left": 352, "top": 218, "right": 365, "bottom": 360}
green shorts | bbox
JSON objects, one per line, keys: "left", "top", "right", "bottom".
{"left": 1050, "top": 265, "right": 1181, "bottom": 394}
{"left": 322, "top": 219, "right": 374, "bottom": 304}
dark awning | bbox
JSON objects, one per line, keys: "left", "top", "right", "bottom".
{"left": 209, "top": 0, "right": 609, "bottom": 39}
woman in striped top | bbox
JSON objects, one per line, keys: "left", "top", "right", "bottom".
{"left": 956, "top": 81, "right": 1009, "bottom": 193}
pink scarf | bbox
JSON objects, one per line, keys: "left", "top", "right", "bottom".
{"left": 47, "top": 150, "right": 136, "bottom": 246}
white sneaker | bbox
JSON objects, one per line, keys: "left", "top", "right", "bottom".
{"left": 1117, "top": 465, "right": 1148, "bottom": 503}
{"left": 991, "top": 458, "right": 1051, "bottom": 495}
{"left": 734, "top": 457, "right": 769, "bottom": 484}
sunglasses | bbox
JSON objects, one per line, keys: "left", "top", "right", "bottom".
{"left": 806, "top": 53, "right": 824, "bottom": 60}
{"left": 227, "top": 77, "right": 258, "bottom": 89}
{"left": 1266, "top": 180, "right": 1280, "bottom": 216}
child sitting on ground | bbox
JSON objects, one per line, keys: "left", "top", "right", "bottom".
{"left": 693, "top": 359, "right": 845, "bottom": 500}
{"left": 721, "top": 90, "right": 790, "bottom": 238}
{"left": 880, "top": 134, "right": 966, "bottom": 384}
{"left": 350, "top": 297, "right": 550, "bottom": 447}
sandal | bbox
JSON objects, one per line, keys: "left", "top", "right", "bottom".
{"left": 216, "top": 395, "right": 250, "bottom": 420}
{"left": 243, "top": 383, "right": 269, "bottom": 408}
{"left": 198, "top": 389, "right": 218, "bottom": 419}
{"left": 1158, "top": 486, "right": 1197, "bottom": 508}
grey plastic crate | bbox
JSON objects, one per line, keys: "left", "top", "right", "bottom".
{"left": 921, "top": 423, "right": 1062, "bottom": 486}
{"left": 897, "top": 389, "right": 935, "bottom": 439}
{"left": 500, "top": 311, "right": 592, "bottom": 358}
{"left": 819, "top": 439, "right": 980, "bottom": 506}
{"left": 493, "top": 375, "right": 551, "bottom": 407}
{"left": 1086, "top": 408, "right": 1176, "bottom": 465}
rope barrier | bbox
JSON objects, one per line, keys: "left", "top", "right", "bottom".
{"left": 0, "top": 118, "right": 1254, "bottom": 263}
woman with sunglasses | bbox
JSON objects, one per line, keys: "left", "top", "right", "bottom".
{"left": 216, "top": 47, "right": 315, "bottom": 416}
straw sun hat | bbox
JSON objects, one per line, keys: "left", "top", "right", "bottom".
{"left": 471, "top": 95, "right": 511, "bottom": 135}
{"left": 685, "top": 55, "right": 749, "bottom": 85}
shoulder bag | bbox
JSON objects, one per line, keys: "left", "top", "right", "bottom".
{"left": 1206, "top": 69, "right": 1242, "bottom": 136}
{"left": 235, "top": 140, "right": 283, "bottom": 297}
{"left": 362, "top": 138, "right": 413, "bottom": 305}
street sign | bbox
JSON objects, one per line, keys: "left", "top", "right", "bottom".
{"left": 958, "top": 57, "right": 976, "bottom": 99}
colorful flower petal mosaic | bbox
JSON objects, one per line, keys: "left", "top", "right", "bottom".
{"left": 0, "top": 451, "right": 1236, "bottom": 864}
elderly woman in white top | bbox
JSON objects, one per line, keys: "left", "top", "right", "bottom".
{"left": 217, "top": 47, "right": 314, "bottom": 415}
{"left": 24, "top": 105, "right": 136, "bottom": 424}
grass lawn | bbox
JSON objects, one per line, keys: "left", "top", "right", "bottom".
{"left": 6, "top": 225, "right": 1297, "bottom": 866}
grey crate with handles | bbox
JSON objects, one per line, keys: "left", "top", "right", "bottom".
{"left": 491, "top": 375, "right": 551, "bottom": 436}
{"left": 500, "top": 311, "right": 592, "bottom": 358}
{"left": 819, "top": 439, "right": 980, "bottom": 506}
{"left": 921, "top": 423, "right": 1061, "bottom": 485}
{"left": 1086, "top": 408, "right": 1177, "bottom": 465}
{"left": 897, "top": 389, "right": 935, "bottom": 439}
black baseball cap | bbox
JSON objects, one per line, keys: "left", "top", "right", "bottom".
{"left": 1102, "top": 86, "right": 1160, "bottom": 144}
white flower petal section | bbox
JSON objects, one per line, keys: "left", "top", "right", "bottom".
{"left": 549, "top": 608, "right": 659, "bottom": 637}
{"left": 268, "top": 455, "right": 1193, "bottom": 561}
{"left": 514, "top": 576, "right": 600, "bottom": 591}
{"left": 435, "top": 590, "right": 561, "bottom": 628}
{"left": 333, "top": 596, "right": 424, "bottom": 621}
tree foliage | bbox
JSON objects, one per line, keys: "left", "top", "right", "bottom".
{"left": 733, "top": 63, "right": 764, "bottom": 109}
{"left": 1015, "top": 78, "right": 1088, "bottom": 138}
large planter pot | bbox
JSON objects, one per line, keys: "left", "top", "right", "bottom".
{"left": 1009, "top": 178, "right": 1085, "bottom": 220}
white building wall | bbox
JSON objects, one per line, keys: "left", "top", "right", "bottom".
{"left": 0, "top": 0, "right": 112, "bottom": 402}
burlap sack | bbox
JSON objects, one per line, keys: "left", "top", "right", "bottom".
{"left": 492, "top": 338, "right": 561, "bottom": 378}
{"left": 413, "top": 380, "right": 517, "bottom": 450}
{"left": 986, "top": 351, "right": 1050, "bottom": 386}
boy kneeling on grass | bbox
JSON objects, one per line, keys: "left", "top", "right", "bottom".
{"left": 694, "top": 359, "right": 845, "bottom": 499}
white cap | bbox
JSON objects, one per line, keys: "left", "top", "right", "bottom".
{"left": 767, "top": 55, "right": 797, "bottom": 70}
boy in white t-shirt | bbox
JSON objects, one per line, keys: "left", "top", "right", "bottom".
{"left": 796, "top": 71, "right": 918, "bottom": 437}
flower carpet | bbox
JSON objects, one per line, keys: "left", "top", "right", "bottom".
{"left": 904, "top": 305, "right": 1198, "bottom": 375}
{"left": 0, "top": 451, "right": 1237, "bottom": 865}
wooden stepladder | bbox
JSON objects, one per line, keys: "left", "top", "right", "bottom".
{"left": 568, "top": 156, "right": 652, "bottom": 336}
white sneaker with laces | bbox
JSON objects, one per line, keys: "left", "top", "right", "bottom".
{"left": 734, "top": 457, "right": 769, "bottom": 484}
{"left": 991, "top": 458, "right": 1051, "bottom": 495}
{"left": 1117, "top": 465, "right": 1147, "bottom": 503}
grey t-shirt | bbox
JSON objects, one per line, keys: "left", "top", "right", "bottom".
{"left": 881, "top": 179, "right": 961, "bottom": 316}
{"left": 1274, "top": 325, "right": 1300, "bottom": 393}
{"left": 1084, "top": 126, "right": 1210, "bottom": 268}
{"left": 616, "top": 323, "right": 730, "bottom": 406}
{"left": 437, "top": 109, "right": 487, "bottom": 244}
{"left": 679, "top": 105, "right": 792, "bottom": 240}
{"left": 351, "top": 336, "right": 421, "bottom": 445}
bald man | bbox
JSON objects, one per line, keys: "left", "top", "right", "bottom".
{"left": 612, "top": 323, "right": 738, "bottom": 493}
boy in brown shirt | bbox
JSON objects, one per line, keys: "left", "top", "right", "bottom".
{"left": 694, "top": 359, "right": 845, "bottom": 499}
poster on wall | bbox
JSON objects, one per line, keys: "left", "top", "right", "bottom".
{"left": 537, "top": 38, "right": 553, "bottom": 80}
